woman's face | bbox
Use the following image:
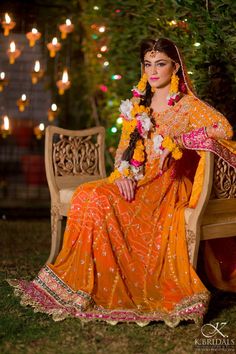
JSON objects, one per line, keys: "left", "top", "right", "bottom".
{"left": 143, "top": 51, "right": 179, "bottom": 90}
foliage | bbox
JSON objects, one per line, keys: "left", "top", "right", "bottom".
{"left": 76, "top": 0, "right": 236, "bottom": 169}
{"left": 7, "top": 0, "right": 235, "bottom": 170}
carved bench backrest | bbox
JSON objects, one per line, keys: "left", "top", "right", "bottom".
{"left": 212, "top": 156, "right": 236, "bottom": 199}
{"left": 45, "top": 126, "right": 106, "bottom": 196}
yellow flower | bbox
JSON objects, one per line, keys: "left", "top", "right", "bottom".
{"left": 131, "top": 103, "right": 149, "bottom": 118}
{"left": 133, "top": 140, "right": 145, "bottom": 161}
{"left": 123, "top": 168, "right": 130, "bottom": 177}
{"left": 108, "top": 169, "right": 121, "bottom": 183}
{"left": 162, "top": 136, "right": 176, "bottom": 152}
{"left": 123, "top": 119, "right": 136, "bottom": 139}
{"left": 172, "top": 147, "right": 183, "bottom": 160}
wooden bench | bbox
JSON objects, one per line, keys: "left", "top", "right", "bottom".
{"left": 45, "top": 130, "right": 236, "bottom": 268}
{"left": 185, "top": 152, "right": 236, "bottom": 269}
{"left": 45, "top": 125, "right": 106, "bottom": 264}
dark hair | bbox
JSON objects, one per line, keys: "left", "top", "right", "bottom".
{"left": 140, "top": 38, "right": 186, "bottom": 107}
{"left": 122, "top": 38, "right": 186, "bottom": 163}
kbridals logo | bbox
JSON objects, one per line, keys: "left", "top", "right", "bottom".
{"left": 194, "top": 322, "right": 235, "bottom": 352}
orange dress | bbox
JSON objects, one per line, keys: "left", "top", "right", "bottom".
{"left": 9, "top": 94, "right": 234, "bottom": 327}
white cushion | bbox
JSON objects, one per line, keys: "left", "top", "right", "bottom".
{"left": 59, "top": 188, "right": 76, "bottom": 204}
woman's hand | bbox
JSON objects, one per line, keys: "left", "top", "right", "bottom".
{"left": 115, "top": 177, "right": 136, "bottom": 202}
{"left": 206, "top": 124, "right": 226, "bottom": 139}
{"left": 159, "top": 148, "right": 172, "bottom": 172}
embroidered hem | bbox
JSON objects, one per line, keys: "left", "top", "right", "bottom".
{"left": 7, "top": 266, "right": 209, "bottom": 328}
{"left": 182, "top": 128, "right": 236, "bottom": 169}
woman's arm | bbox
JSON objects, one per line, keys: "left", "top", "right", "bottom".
{"left": 160, "top": 97, "right": 234, "bottom": 170}
{"left": 187, "top": 96, "right": 233, "bottom": 140}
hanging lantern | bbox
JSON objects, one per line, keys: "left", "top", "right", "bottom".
{"left": 7, "top": 41, "right": 21, "bottom": 64}
{"left": 59, "top": 19, "right": 74, "bottom": 39}
{"left": 47, "top": 37, "right": 61, "bottom": 58}
{"left": 0, "top": 72, "right": 8, "bottom": 92}
{"left": 31, "top": 60, "right": 44, "bottom": 84}
{"left": 34, "top": 123, "right": 45, "bottom": 139}
{"left": 56, "top": 69, "right": 71, "bottom": 95}
{"left": 17, "top": 94, "right": 29, "bottom": 112}
{"left": 0, "top": 115, "right": 11, "bottom": 138}
{"left": 26, "top": 28, "right": 41, "bottom": 47}
{"left": 48, "top": 103, "right": 58, "bottom": 122}
{"left": 2, "top": 13, "right": 16, "bottom": 36}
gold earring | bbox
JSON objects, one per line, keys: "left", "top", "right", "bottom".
{"left": 169, "top": 72, "right": 179, "bottom": 95}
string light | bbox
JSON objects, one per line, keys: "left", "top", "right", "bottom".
{"left": 97, "top": 53, "right": 102, "bottom": 58}
{"left": 99, "top": 84, "right": 108, "bottom": 92}
{"left": 99, "top": 26, "right": 106, "bottom": 33}
{"left": 100, "top": 45, "right": 107, "bottom": 52}
{"left": 194, "top": 42, "right": 201, "bottom": 47}
{"left": 111, "top": 74, "right": 122, "bottom": 80}
{"left": 116, "top": 117, "right": 123, "bottom": 124}
{"left": 111, "top": 127, "right": 117, "bottom": 133}
{"left": 103, "top": 61, "right": 109, "bottom": 67}
{"left": 93, "top": 6, "right": 99, "bottom": 10}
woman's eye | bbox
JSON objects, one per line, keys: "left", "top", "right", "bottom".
{"left": 144, "top": 63, "right": 150, "bottom": 67}
{"left": 156, "top": 63, "right": 165, "bottom": 67}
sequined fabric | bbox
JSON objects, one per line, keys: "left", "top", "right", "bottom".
{"left": 9, "top": 94, "right": 234, "bottom": 326}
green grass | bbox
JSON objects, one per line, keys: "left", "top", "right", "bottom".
{"left": 0, "top": 220, "right": 235, "bottom": 354}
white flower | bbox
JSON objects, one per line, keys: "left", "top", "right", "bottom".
{"left": 136, "top": 112, "right": 152, "bottom": 137}
{"left": 118, "top": 160, "right": 130, "bottom": 173}
{"left": 153, "top": 134, "right": 164, "bottom": 154}
{"left": 130, "top": 165, "right": 144, "bottom": 180}
{"left": 119, "top": 99, "right": 133, "bottom": 121}
{"left": 139, "top": 113, "right": 152, "bottom": 131}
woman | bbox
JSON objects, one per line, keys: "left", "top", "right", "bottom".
{"left": 9, "top": 38, "right": 236, "bottom": 327}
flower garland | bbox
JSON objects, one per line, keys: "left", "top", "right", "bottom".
{"left": 108, "top": 75, "right": 183, "bottom": 183}
{"left": 162, "top": 136, "right": 183, "bottom": 160}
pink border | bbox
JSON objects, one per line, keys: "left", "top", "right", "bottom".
{"left": 182, "top": 128, "right": 236, "bottom": 169}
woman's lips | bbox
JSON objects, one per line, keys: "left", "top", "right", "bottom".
{"left": 150, "top": 77, "right": 159, "bottom": 80}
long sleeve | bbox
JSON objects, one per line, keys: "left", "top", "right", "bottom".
{"left": 187, "top": 96, "right": 233, "bottom": 139}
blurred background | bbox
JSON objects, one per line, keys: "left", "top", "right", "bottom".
{"left": 0, "top": 0, "right": 235, "bottom": 219}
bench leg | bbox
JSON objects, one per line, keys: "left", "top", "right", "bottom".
{"left": 186, "top": 227, "right": 201, "bottom": 270}
{"left": 46, "top": 205, "right": 63, "bottom": 264}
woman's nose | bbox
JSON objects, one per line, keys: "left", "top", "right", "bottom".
{"left": 151, "top": 66, "right": 158, "bottom": 74}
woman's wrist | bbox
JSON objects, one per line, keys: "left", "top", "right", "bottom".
{"left": 173, "top": 135, "right": 184, "bottom": 148}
